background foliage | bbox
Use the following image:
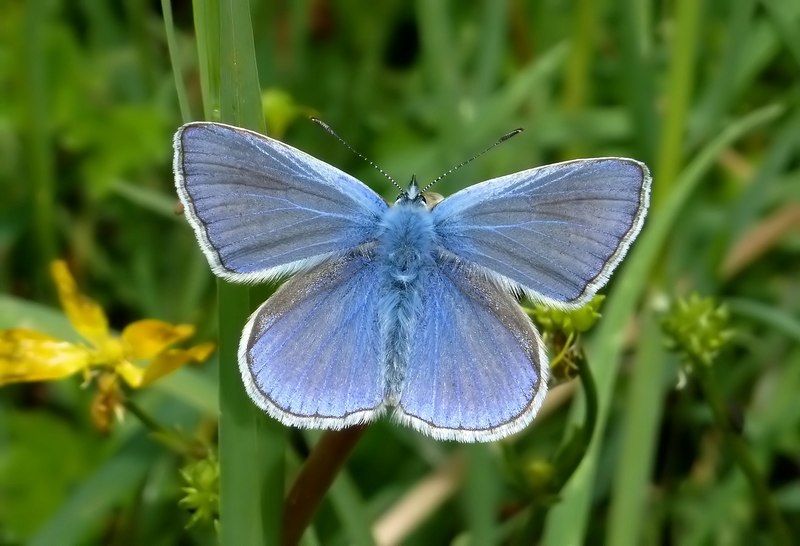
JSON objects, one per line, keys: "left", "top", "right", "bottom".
{"left": 1, "top": 0, "right": 799, "bottom": 544}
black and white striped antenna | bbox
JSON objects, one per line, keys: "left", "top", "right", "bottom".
{"left": 421, "top": 128, "right": 524, "bottom": 193}
{"left": 311, "top": 117, "right": 403, "bottom": 192}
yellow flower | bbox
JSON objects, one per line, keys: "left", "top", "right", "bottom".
{"left": 0, "top": 260, "right": 215, "bottom": 389}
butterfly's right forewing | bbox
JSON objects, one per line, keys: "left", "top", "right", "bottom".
{"left": 432, "top": 158, "right": 650, "bottom": 308}
{"left": 174, "top": 122, "right": 388, "bottom": 283}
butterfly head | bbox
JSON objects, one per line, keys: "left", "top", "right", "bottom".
{"left": 396, "top": 175, "right": 443, "bottom": 208}
{"left": 404, "top": 175, "right": 423, "bottom": 202}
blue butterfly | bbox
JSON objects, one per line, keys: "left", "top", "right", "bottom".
{"left": 173, "top": 122, "right": 650, "bottom": 442}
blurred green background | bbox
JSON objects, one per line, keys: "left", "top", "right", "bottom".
{"left": 1, "top": 0, "right": 799, "bottom": 544}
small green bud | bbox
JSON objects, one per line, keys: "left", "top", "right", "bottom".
{"left": 525, "top": 296, "right": 603, "bottom": 380}
{"left": 526, "top": 295, "right": 605, "bottom": 337}
{"left": 179, "top": 453, "right": 219, "bottom": 529}
{"left": 661, "top": 293, "right": 734, "bottom": 367}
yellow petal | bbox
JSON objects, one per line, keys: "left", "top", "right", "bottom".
{"left": 51, "top": 260, "right": 109, "bottom": 346}
{"left": 121, "top": 320, "right": 195, "bottom": 359}
{"left": 115, "top": 360, "right": 145, "bottom": 388}
{"left": 139, "top": 342, "right": 215, "bottom": 387}
{"left": 0, "top": 329, "right": 92, "bottom": 385}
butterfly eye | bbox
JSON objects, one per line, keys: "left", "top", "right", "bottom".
{"left": 422, "top": 191, "right": 444, "bottom": 208}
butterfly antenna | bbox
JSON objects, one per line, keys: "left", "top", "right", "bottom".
{"left": 421, "top": 128, "right": 524, "bottom": 193}
{"left": 311, "top": 117, "right": 403, "bottom": 192}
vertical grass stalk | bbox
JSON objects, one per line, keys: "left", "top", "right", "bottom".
{"left": 472, "top": 0, "right": 508, "bottom": 102}
{"left": 619, "top": 0, "right": 657, "bottom": 161}
{"left": 161, "top": 0, "right": 193, "bottom": 122}
{"left": 191, "top": 0, "right": 286, "bottom": 543}
{"left": 605, "top": 2, "right": 704, "bottom": 543}
{"left": 652, "top": 0, "right": 703, "bottom": 208}
{"left": 464, "top": 444, "right": 500, "bottom": 545}
{"left": 562, "top": 0, "right": 597, "bottom": 158}
{"left": 23, "top": 0, "right": 57, "bottom": 295}
{"left": 606, "top": 312, "right": 670, "bottom": 546}
{"left": 415, "top": 0, "right": 461, "bottom": 152}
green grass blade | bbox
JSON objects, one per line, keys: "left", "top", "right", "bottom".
{"left": 218, "top": 0, "right": 286, "bottom": 542}
{"left": 111, "top": 180, "right": 182, "bottom": 219}
{"left": 416, "top": 0, "right": 460, "bottom": 144}
{"left": 606, "top": 313, "right": 671, "bottom": 546}
{"left": 464, "top": 444, "right": 500, "bottom": 545}
{"left": 472, "top": 0, "right": 508, "bottom": 101}
{"left": 652, "top": 0, "right": 704, "bottom": 209}
{"left": 605, "top": 2, "right": 703, "bottom": 543}
{"left": 561, "top": 0, "right": 597, "bottom": 158}
{"left": 161, "top": 0, "right": 193, "bottom": 122}
{"left": 218, "top": 0, "right": 265, "bottom": 130}
{"left": 192, "top": 0, "right": 220, "bottom": 120}
{"left": 22, "top": 0, "right": 56, "bottom": 295}
{"left": 728, "top": 298, "right": 800, "bottom": 343}
{"left": 188, "top": 0, "right": 286, "bottom": 544}
{"left": 218, "top": 282, "right": 276, "bottom": 545}
{"left": 618, "top": 0, "right": 657, "bottom": 162}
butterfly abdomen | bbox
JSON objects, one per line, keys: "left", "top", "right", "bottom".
{"left": 376, "top": 203, "right": 437, "bottom": 401}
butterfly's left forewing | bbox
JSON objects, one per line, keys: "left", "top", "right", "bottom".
{"left": 395, "top": 260, "right": 548, "bottom": 442}
{"left": 240, "top": 251, "right": 386, "bottom": 429}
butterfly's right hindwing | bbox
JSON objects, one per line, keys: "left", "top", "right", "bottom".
{"left": 174, "top": 122, "right": 388, "bottom": 283}
{"left": 394, "top": 260, "right": 548, "bottom": 442}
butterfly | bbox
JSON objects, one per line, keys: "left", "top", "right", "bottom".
{"left": 173, "top": 122, "right": 651, "bottom": 442}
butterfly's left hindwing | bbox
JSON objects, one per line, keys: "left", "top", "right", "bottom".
{"left": 240, "top": 251, "right": 386, "bottom": 428}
